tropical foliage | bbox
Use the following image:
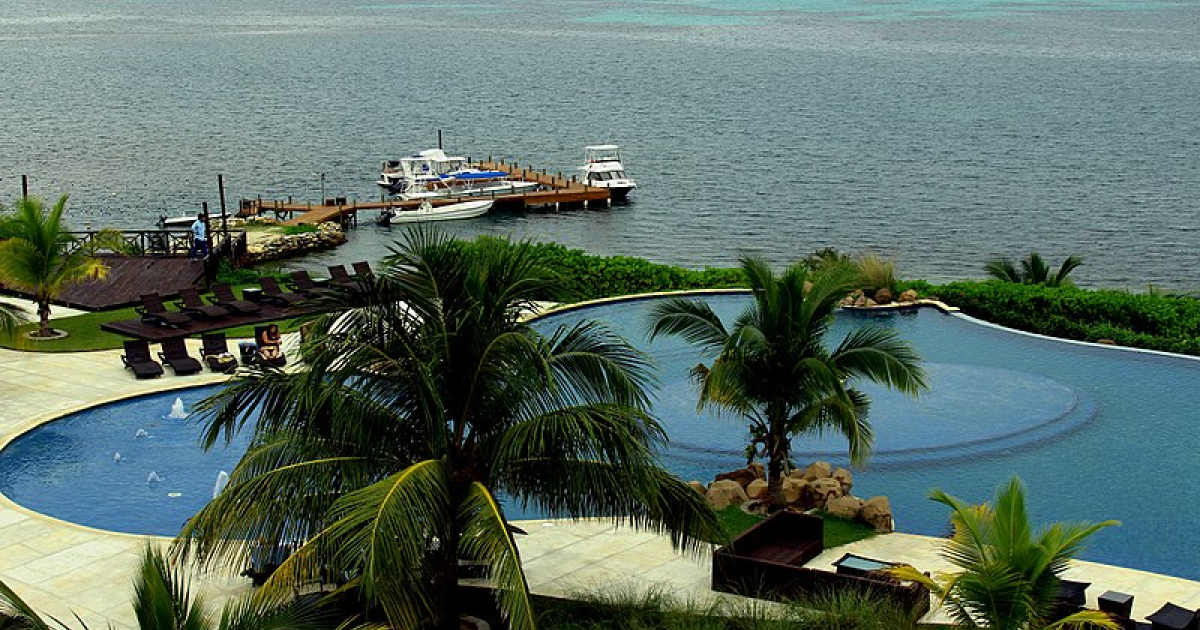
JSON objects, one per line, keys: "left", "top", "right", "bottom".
{"left": 173, "top": 228, "right": 723, "bottom": 630}
{"left": 888, "top": 477, "right": 1119, "bottom": 630}
{"left": 985, "top": 253, "right": 1083, "bottom": 288}
{"left": 648, "top": 256, "right": 927, "bottom": 506}
{"left": 0, "top": 546, "right": 324, "bottom": 630}
{"left": 919, "top": 280, "right": 1200, "bottom": 355}
{"left": 855, "top": 253, "right": 898, "bottom": 295}
{"left": 0, "top": 195, "right": 107, "bottom": 337}
{"left": 0, "top": 301, "right": 28, "bottom": 342}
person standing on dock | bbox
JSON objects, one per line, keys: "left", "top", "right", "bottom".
{"left": 190, "top": 213, "right": 209, "bottom": 258}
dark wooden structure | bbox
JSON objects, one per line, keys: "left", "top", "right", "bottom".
{"left": 711, "top": 512, "right": 930, "bottom": 617}
{"left": 58, "top": 256, "right": 206, "bottom": 310}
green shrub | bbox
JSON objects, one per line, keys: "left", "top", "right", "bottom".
{"left": 282, "top": 224, "right": 319, "bottom": 235}
{"left": 214, "top": 258, "right": 260, "bottom": 285}
{"left": 933, "top": 281, "right": 1200, "bottom": 355}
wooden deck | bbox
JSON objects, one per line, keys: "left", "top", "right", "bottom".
{"left": 6, "top": 256, "right": 206, "bottom": 311}
{"left": 241, "top": 160, "right": 613, "bottom": 227}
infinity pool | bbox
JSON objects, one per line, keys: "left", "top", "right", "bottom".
{"left": 2, "top": 294, "right": 1198, "bottom": 579}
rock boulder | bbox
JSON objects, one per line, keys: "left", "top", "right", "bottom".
{"left": 861, "top": 496, "right": 894, "bottom": 533}
{"left": 706, "top": 479, "right": 749, "bottom": 510}
{"left": 825, "top": 495, "right": 864, "bottom": 520}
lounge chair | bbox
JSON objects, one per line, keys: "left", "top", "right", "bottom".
{"left": 210, "top": 284, "right": 261, "bottom": 315}
{"left": 258, "top": 276, "right": 306, "bottom": 306}
{"left": 327, "top": 264, "right": 358, "bottom": 289}
{"left": 352, "top": 261, "right": 375, "bottom": 283}
{"left": 121, "top": 340, "right": 164, "bottom": 379}
{"left": 176, "top": 287, "right": 229, "bottom": 320}
{"left": 288, "top": 270, "right": 335, "bottom": 297}
{"left": 137, "top": 293, "right": 192, "bottom": 328}
{"left": 254, "top": 325, "right": 287, "bottom": 367}
{"left": 201, "top": 333, "right": 239, "bottom": 373}
{"left": 1147, "top": 604, "right": 1199, "bottom": 630}
{"left": 158, "top": 337, "right": 203, "bottom": 375}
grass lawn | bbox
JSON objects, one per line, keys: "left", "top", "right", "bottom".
{"left": 716, "top": 506, "right": 877, "bottom": 549}
{"left": 2, "top": 299, "right": 304, "bottom": 352}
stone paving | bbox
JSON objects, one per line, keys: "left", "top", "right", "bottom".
{"left": 1, "top": 340, "right": 1198, "bottom": 628}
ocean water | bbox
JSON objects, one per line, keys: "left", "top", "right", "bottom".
{"left": 1, "top": 0, "right": 1198, "bottom": 289}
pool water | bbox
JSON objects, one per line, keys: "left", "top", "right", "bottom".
{"left": 2, "top": 294, "right": 1198, "bottom": 579}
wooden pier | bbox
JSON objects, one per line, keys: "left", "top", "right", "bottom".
{"left": 241, "top": 160, "right": 612, "bottom": 227}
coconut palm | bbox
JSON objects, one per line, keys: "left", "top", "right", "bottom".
{"left": 0, "top": 546, "right": 324, "bottom": 630}
{"left": 888, "top": 477, "right": 1119, "bottom": 630}
{"left": 0, "top": 302, "right": 28, "bottom": 342}
{"left": 985, "top": 254, "right": 1083, "bottom": 288}
{"left": 0, "top": 195, "right": 107, "bottom": 337}
{"left": 647, "top": 256, "right": 927, "bottom": 506}
{"left": 173, "top": 229, "right": 723, "bottom": 630}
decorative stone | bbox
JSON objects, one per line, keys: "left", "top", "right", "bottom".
{"left": 854, "top": 296, "right": 868, "bottom": 307}
{"left": 898, "top": 289, "right": 919, "bottom": 302}
{"left": 861, "top": 496, "right": 894, "bottom": 533}
{"left": 826, "top": 495, "right": 864, "bottom": 520}
{"left": 781, "top": 478, "right": 807, "bottom": 505}
{"left": 714, "top": 468, "right": 757, "bottom": 488}
{"left": 688, "top": 480, "right": 706, "bottom": 495}
{"left": 874, "top": 288, "right": 894, "bottom": 304}
{"left": 832, "top": 468, "right": 853, "bottom": 495}
{"left": 810, "top": 477, "right": 843, "bottom": 505}
{"left": 803, "top": 461, "right": 833, "bottom": 481}
{"left": 746, "top": 479, "right": 768, "bottom": 500}
{"left": 1097, "top": 339, "right": 1116, "bottom": 345}
{"left": 841, "top": 296, "right": 856, "bottom": 306}
{"left": 864, "top": 298, "right": 877, "bottom": 307}
{"left": 706, "top": 479, "right": 749, "bottom": 510}
{"left": 748, "top": 462, "right": 765, "bottom": 479}
{"left": 788, "top": 468, "right": 806, "bottom": 479}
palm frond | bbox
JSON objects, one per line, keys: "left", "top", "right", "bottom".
{"left": 457, "top": 483, "right": 535, "bottom": 630}
{"left": 646, "top": 297, "right": 728, "bottom": 353}
{"left": 0, "top": 577, "right": 52, "bottom": 630}
{"left": 832, "top": 327, "right": 929, "bottom": 395}
{"left": 984, "top": 257, "right": 1021, "bottom": 283}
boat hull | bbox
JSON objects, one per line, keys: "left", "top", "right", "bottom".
{"left": 379, "top": 199, "right": 493, "bottom": 224}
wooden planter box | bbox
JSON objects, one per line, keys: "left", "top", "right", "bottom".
{"left": 712, "top": 511, "right": 930, "bottom": 617}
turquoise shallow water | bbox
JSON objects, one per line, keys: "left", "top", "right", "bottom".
{"left": 0, "top": 0, "right": 1198, "bottom": 288}
{"left": 2, "top": 299, "right": 1199, "bottom": 579}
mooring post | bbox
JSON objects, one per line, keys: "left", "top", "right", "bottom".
{"left": 21, "top": 174, "right": 28, "bottom": 199}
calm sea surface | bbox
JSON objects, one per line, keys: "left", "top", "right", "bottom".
{"left": 1, "top": 0, "right": 1197, "bottom": 288}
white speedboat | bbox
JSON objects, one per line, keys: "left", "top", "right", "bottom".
{"left": 378, "top": 149, "right": 539, "bottom": 200}
{"left": 578, "top": 144, "right": 636, "bottom": 201}
{"left": 377, "top": 198, "right": 493, "bottom": 225}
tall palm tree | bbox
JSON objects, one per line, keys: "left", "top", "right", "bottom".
{"left": 0, "top": 546, "right": 324, "bottom": 630}
{"left": 0, "top": 195, "right": 107, "bottom": 337}
{"left": 173, "top": 229, "right": 723, "bottom": 630}
{"left": 647, "top": 256, "right": 927, "bottom": 506}
{"left": 888, "top": 477, "right": 1119, "bottom": 630}
{"left": 984, "top": 254, "right": 1083, "bottom": 288}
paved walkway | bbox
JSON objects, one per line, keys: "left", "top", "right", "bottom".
{"left": 1, "top": 344, "right": 1197, "bottom": 628}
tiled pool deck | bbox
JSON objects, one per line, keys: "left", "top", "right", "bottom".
{"left": 1, "top": 341, "right": 1198, "bottom": 628}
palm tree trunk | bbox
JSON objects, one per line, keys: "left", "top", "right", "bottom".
{"left": 37, "top": 300, "right": 51, "bottom": 338}
{"left": 432, "top": 526, "right": 461, "bottom": 630}
{"left": 764, "top": 404, "right": 789, "bottom": 508}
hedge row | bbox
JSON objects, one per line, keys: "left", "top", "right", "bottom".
{"left": 920, "top": 281, "right": 1200, "bottom": 356}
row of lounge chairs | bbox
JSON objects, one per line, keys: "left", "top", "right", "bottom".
{"left": 120, "top": 328, "right": 286, "bottom": 379}
{"left": 137, "top": 263, "right": 374, "bottom": 329}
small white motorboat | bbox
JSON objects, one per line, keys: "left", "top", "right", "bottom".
{"left": 578, "top": 144, "right": 636, "bottom": 201}
{"left": 377, "top": 198, "right": 493, "bottom": 225}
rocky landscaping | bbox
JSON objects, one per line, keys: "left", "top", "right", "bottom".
{"left": 692, "top": 461, "right": 894, "bottom": 533}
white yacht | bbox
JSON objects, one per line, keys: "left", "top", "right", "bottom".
{"left": 578, "top": 144, "right": 636, "bottom": 201}
{"left": 378, "top": 149, "right": 539, "bottom": 200}
{"left": 377, "top": 199, "right": 493, "bottom": 225}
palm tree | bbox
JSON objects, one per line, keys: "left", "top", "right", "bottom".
{"left": 984, "top": 254, "right": 1083, "bottom": 288}
{"left": 0, "top": 195, "right": 107, "bottom": 337}
{"left": 0, "top": 546, "right": 324, "bottom": 630}
{"left": 888, "top": 477, "right": 1119, "bottom": 630}
{"left": 173, "top": 229, "right": 723, "bottom": 630}
{"left": 0, "top": 301, "right": 28, "bottom": 342}
{"left": 647, "top": 256, "right": 927, "bottom": 507}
